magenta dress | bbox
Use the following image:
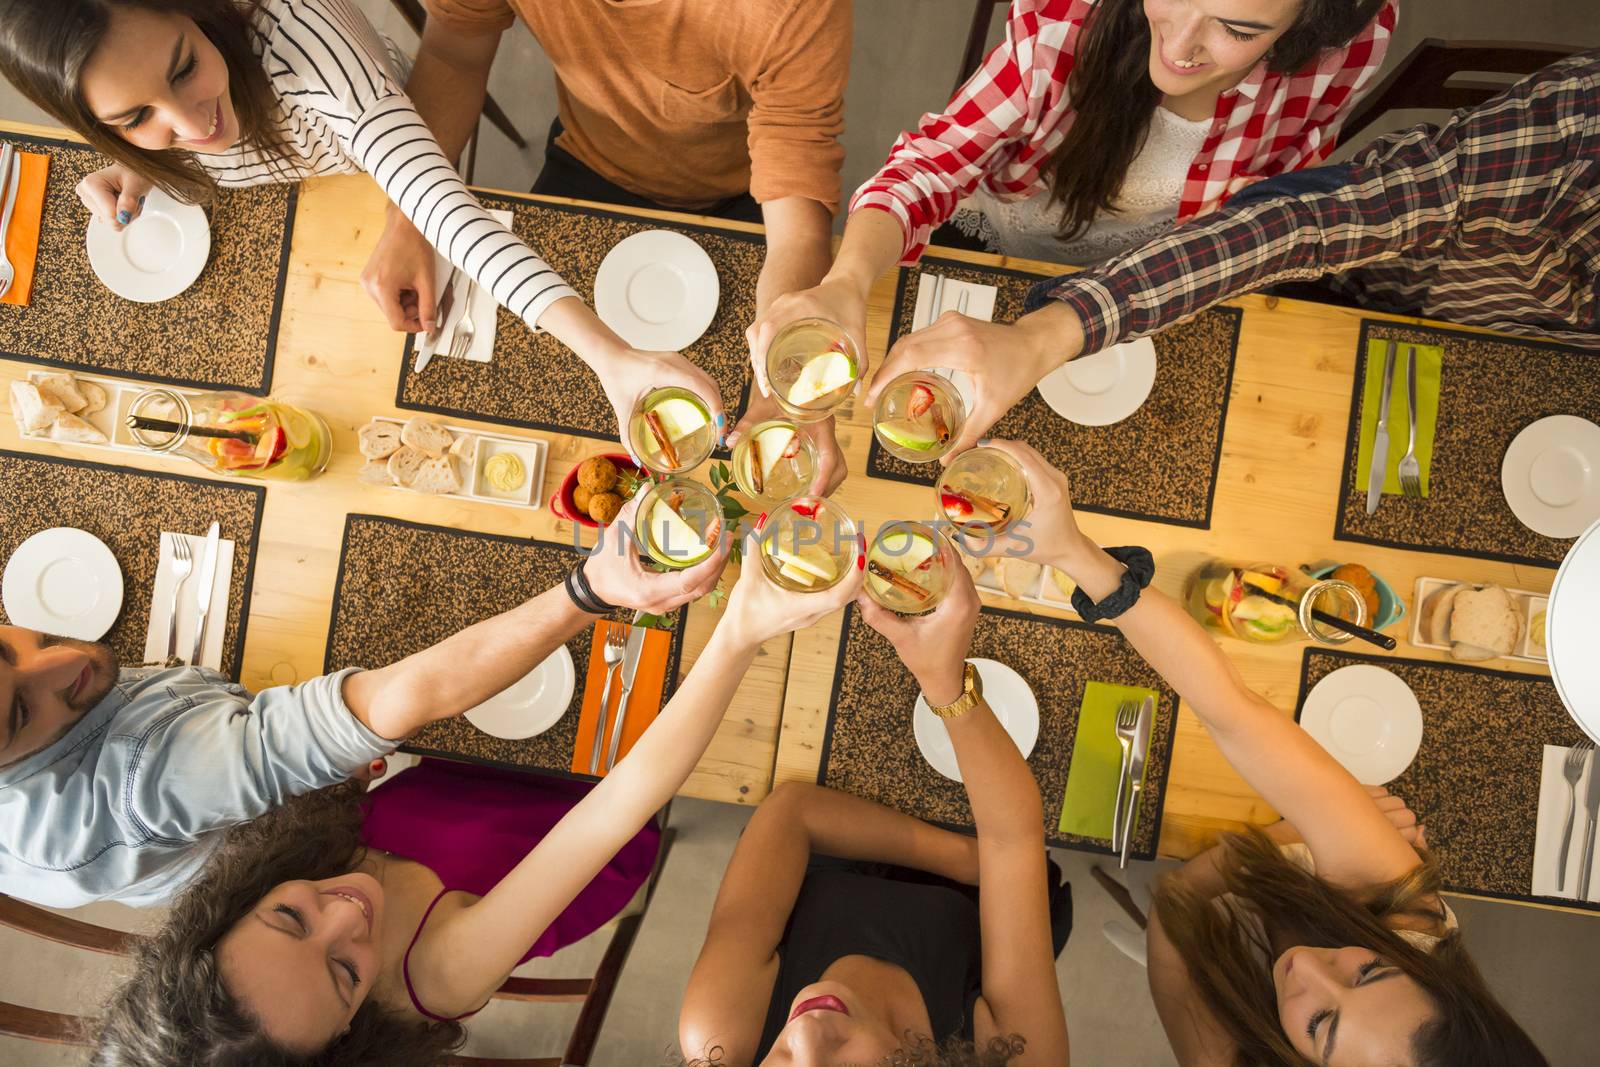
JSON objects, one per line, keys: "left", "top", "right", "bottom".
{"left": 360, "top": 759, "right": 661, "bottom": 1020}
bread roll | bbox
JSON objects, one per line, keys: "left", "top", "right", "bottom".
{"left": 1450, "top": 585, "right": 1521, "bottom": 659}
{"left": 358, "top": 420, "right": 403, "bottom": 460}
{"left": 356, "top": 460, "right": 394, "bottom": 486}
{"left": 1420, "top": 584, "right": 1460, "bottom": 645}
{"left": 10, "top": 381, "right": 63, "bottom": 433}
{"left": 957, "top": 549, "right": 988, "bottom": 583}
{"left": 400, "top": 416, "right": 453, "bottom": 458}
{"left": 31, "top": 372, "right": 89, "bottom": 414}
{"left": 78, "top": 381, "right": 109, "bottom": 415}
{"left": 387, "top": 445, "right": 426, "bottom": 487}
{"left": 409, "top": 455, "right": 462, "bottom": 494}
{"left": 995, "top": 557, "right": 1042, "bottom": 599}
{"left": 1050, "top": 567, "right": 1077, "bottom": 602}
{"left": 48, "top": 412, "right": 108, "bottom": 445}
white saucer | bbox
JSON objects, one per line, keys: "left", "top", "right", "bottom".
{"left": 1035, "top": 336, "right": 1157, "bottom": 426}
{"left": 594, "top": 230, "right": 719, "bottom": 351}
{"left": 2, "top": 528, "right": 124, "bottom": 640}
{"left": 1549, "top": 516, "right": 1600, "bottom": 743}
{"left": 913, "top": 658, "right": 1039, "bottom": 782}
{"left": 463, "top": 645, "right": 577, "bottom": 740}
{"left": 1501, "top": 415, "right": 1600, "bottom": 539}
{"left": 85, "top": 188, "right": 211, "bottom": 303}
{"left": 1300, "top": 664, "right": 1423, "bottom": 785}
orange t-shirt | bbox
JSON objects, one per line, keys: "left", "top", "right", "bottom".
{"left": 424, "top": 0, "right": 849, "bottom": 213}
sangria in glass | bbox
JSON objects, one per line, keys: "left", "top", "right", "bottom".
{"left": 865, "top": 521, "right": 953, "bottom": 614}
{"left": 936, "top": 446, "right": 1031, "bottom": 537}
{"left": 765, "top": 318, "right": 864, "bottom": 422}
{"left": 730, "top": 419, "right": 816, "bottom": 503}
{"left": 872, "top": 372, "right": 965, "bottom": 464}
{"left": 637, "top": 478, "right": 724, "bottom": 569}
{"left": 757, "top": 495, "right": 859, "bottom": 594}
{"left": 629, "top": 386, "right": 716, "bottom": 475}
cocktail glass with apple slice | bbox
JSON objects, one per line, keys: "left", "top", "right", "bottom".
{"left": 872, "top": 372, "right": 965, "bottom": 464}
{"left": 757, "top": 495, "right": 859, "bottom": 594}
{"left": 637, "top": 478, "right": 724, "bottom": 570}
{"left": 765, "top": 318, "right": 865, "bottom": 423}
{"left": 865, "top": 521, "right": 952, "bottom": 614}
{"left": 936, "top": 446, "right": 1031, "bottom": 539}
{"left": 730, "top": 419, "right": 817, "bottom": 503}
{"left": 629, "top": 386, "right": 716, "bottom": 475}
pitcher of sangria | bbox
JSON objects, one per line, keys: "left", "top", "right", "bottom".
{"left": 126, "top": 389, "right": 332, "bottom": 481}
{"left": 1186, "top": 560, "right": 1367, "bottom": 645}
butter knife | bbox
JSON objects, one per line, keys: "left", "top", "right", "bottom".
{"left": 1580, "top": 749, "right": 1600, "bottom": 901}
{"left": 1118, "top": 695, "right": 1154, "bottom": 870}
{"left": 189, "top": 521, "right": 220, "bottom": 666}
{"left": 604, "top": 616, "right": 648, "bottom": 772}
{"left": 1366, "top": 341, "right": 1398, "bottom": 515}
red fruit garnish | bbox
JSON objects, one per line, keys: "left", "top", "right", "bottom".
{"left": 907, "top": 384, "right": 936, "bottom": 419}
{"left": 790, "top": 500, "right": 820, "bottom": 519}
{"left": 916, "top": 555, "right": 935, "bottom": 571}
{"left": 780, "top": 434, "right": 803, "bottom": 460}
{"left": 940, "top": 490, "right": 973, "bottom": 520}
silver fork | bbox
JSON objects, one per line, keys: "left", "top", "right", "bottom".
{"left": 0, "top": 144, "right": 18, "bottom": 301}
{"left": 1110, "top": 701, "right": 1139, "bottom": 852}
{"left": 164, "top": 535, "right": 194, "bottom": 663}
{"left": 1559, "top": 740, "right": 1595, "bottom": 893}
{"left": 448, "top": 281, "right": 477, "bottom": 362}
{"left": 1397, "top": 346, "right": 1423, "bottom": 498}
{"left": 588, "top": 625, "right": 627, "bottom": 775}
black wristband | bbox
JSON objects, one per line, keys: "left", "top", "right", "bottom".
{"left": 566, "top": 563, "right": 618, "bottom": 615}
{"left": 1070, "top": 546, "right": 1155, "bottom": 622}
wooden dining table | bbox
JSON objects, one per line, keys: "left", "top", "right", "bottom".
{"left": 0, "top": 119, "right": 1577, "bottom": 912}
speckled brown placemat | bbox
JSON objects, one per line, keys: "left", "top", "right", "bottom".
{"left": 0, "top": 132, "right": 294, "bottom": 393}
{"left": 867, "top": 258, "right": 1240, "bottom": 528}
{"left": 1297, "top": 648, "right": 1594, "bottom": 911}
{"left": 0, "top": 449, "right": 264, "bottom": 678}
{"left": 1336, "top": 320, "right": 1600, "bottom": 567}
{"left": 395, "top": 197, "right": 758, "bottom": 441}
{"left": 818, "top": 604, "right": 1180, "bottom": 855}
{"left": 322, "top": 514, "right": 687, "bottom": 776}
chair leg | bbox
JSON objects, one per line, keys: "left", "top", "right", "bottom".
{"left": 1090, "top": 864, "right": 1148, "bottom": 930}
{"left": 482, "top": 95, "right": 528, "bottom": 149}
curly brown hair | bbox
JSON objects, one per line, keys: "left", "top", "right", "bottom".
{"left": 89, "top": 784, "right": 465, "bottom": 1067}
{"left": 675, "top": 1032, "right": 1026, "bottom": 1067}
{"left": 1154, "top": 828, "right": 1546, "bottom": 1067}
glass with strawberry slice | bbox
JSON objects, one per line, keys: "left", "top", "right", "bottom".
{"left": 731, "top": 419, "right": 816, "bottom": 503}
{"left": 629, "top": 386, "right": 716, "bottom": 476}
{"left": 757, "top": 495, "right": 859, "bottom": 594}
{"left": 125, "top": 389, "right": 332, "bottom": 481}
{"left": 765, "top": 318, "right": 865, "bottom": 423}
{"left": 1185, "top": 560, "right": 1368, "bottom": 645}
{"left": 865, "top": 521, "right": 952, "bottom": 614}
{"left": 872, "top": 372, "right": 965, "bottom": 464}
{"left": 637, "top": 478, "right": 724, "bottom": 570}
{"left": 936, "top": 446, "right": 1031, "bottom": 538}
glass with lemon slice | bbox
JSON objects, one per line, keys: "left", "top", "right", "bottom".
{"left": 872, "top": 371, "right": 965, "bottom": 463}
{"left": 757, "top": 495, "right": 858, "bottom": 594}
{"left": 730, "top": 419, "right": 816, "bottom": 503}
{"left": 865, "top": 522, "right": 953, "bottom": 614}
{"left": 629, "top": 386, "right": 716, "bottom": 475}
{"left": 765, "top": 318, "right": 864, "bottom": 422}
{"left": 637, "top": 478, "right": 724, "bottom": 570}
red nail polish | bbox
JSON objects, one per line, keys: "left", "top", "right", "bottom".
{"left": 856, "top": 551, "right": 866, "bottom": 571}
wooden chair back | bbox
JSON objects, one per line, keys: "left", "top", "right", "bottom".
{"left": 1337, "top": 38, "right": 1577, "bottom": 147}
{"left": 385, "top": 0, "right": 528, "bottom": 154}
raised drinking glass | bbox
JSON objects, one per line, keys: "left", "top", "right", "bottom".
{"left": 764, "top": 318, "right": 865, "bottom": 423}
{"left": 865, "top": 521, "right": 953, "bottom": 614}
{"left": 629, "top": 386, "right": 716, "bottom": 476}
{"left": 935, "top": 446, "right": 1031, "bottom": 539}
{"left": 757, "top": 495, "right": 859, "bottom": 594}
{"left": 730, "top": 419, "right": 816, "bottom": 503}
{"left": 872, "top": 371, "right": 965, "bottom": 464}
{"left": 636, "top": 477, "right": 724, "bottom": 570}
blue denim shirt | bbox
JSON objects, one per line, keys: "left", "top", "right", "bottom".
{"left": 0, "top": 665, "right": 393, "bottom": 907}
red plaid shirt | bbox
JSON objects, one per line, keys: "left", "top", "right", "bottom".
{"left": 851, "top": 0, "right": 1397, "bottom": 263}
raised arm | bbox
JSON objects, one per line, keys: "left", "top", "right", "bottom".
{"left": 857, "top": 569, "right": 1069, "bottom": 1067}
{"left": 679, "top": 782, "right": 981, "bottom": 1065}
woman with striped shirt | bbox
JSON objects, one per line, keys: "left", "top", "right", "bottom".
{"left": 0, "top": 0, "right": 724, "bottom": 439}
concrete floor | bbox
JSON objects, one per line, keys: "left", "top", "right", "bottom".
{"left": 4, "top": 2, "right": 1600, "bottom": 1064}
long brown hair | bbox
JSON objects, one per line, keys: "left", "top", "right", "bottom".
{"left": 0, "top": 0, "right": 294, "bottom": 203}
{"left": 90, "top": 784, "right": 465, "bottom": 1066}
{"left": 1154, "top": 829, "right": 1547, "bottom": 1067}
{"left": 1046, "top": 0, "right": 1387, "bottom": 237}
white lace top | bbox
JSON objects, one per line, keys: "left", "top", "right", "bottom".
{"left": 952, "top": 105, "right": 1212, "bottom": 267}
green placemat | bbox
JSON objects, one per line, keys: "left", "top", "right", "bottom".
{"left": 1058, "top": 682, "right": 1158, "bottom": 841}
{"left": 1353, "top": 339, "right": 1441, "bottom": 496}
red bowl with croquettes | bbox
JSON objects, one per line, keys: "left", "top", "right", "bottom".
{"left": 551, "top": 453, "right": 647, "bottom": 528}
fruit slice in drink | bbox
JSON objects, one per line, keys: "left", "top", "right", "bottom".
{"left": 631, "top": 387, "right": 715, "bottom": 474}
{"left": 766, "top": 319, "right": 866, "bottom": 421}
{"left": 732, "top": 420, "right": 814, "bottom": 501}
{"left": 639, "top": 479, "right": 723, "bottom": 569}
{"left": 865, "top": 524, "right": 949, "bottom": 613}
{"left": 873, "top": 373, "right": 964, "bottom": 463}
{"left": 756, "top": 495, "right": 857, "bottom": 592}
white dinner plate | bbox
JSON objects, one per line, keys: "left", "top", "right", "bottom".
{"left": 1300, "top": 665, "right": 1423, "bottom": 785}
{"left": 1035, "top": 336, "right": 1157, "bottom": 426}
{"left": 463, "top": 645, "right": 577, "bottom": 740}
{"left": 913, "top": 658, "right": 1039, "bottom": 782}
{"left": 2, "top": 528, "right": 124, "bottom": 641}
{"left": 1549, "top": 516, "right": 1600, "bottom": 743}
{"left": 85, "top": 188, "right": 211, "bottom": 303}
{"left": 1500, "top": 415, "right": 1600, "bottom": 539}
{"left": 594, "top": 230, "right": 719, "bottom": 351}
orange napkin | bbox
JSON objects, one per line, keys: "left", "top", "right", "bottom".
{"left": 0, "top": 150, "right": 50, "bottom": 307}
{"left": 570, "top": 620, "right": 674, "bottom": 776}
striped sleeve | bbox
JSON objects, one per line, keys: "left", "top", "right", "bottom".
{"left": 266, "top": 0, "right": 578, "bottom": 329}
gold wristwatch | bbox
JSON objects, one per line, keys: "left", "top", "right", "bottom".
{"left": 929, "top": 662, "right": 983, "bottom": 719}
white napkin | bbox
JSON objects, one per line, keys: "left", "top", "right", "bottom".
{"left": 913, "top": 272, "right": 998, "bottom": 329}
{"left": 143, "top": 531, "right": 234, "bottom": 669}
{"left": 1531, "top": 743, "right": 1600, "bottom": 901}
{"left": 414, "top": 207, "right": 511, "bottom": 364}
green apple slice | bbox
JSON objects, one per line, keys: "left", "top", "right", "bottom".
{"left": 779, "top": 561, "right": 818, "bottom": 587}
{"left": 652, "top": 397, "right": 710, "bottom": 442}
{"left": 768, "top": 543, "right": 836, "bottom": 583}
{"left": 787, "top": 352, "right": 856, "bottom": 406}
{"left": 650, "top": 499, "right": 711, "bottom": 563}
{"left": 753, "top": 425, "right": 798, "bottom": 481}
{"left": 871, "top": 531, "right": 936, "bottom": 573}
{"left": 876, "top": 418, "right": 940, "bottom": 452}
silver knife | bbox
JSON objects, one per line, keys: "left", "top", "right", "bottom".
{"left": 1366, "top": 341, "right": 1398, "bottom": 515}
{"left": 1119, "top": 695, "right": 1154, "bottom": 869}
{"left": 604, "top": 615, "right": 648, "bottom": 771}
{"left": 189, "top": 521, "right": 221, "bottom": 665}
{"left": 0, "top": 144, "right": 18, "bottom": 299}
{"left": 414, "top": 268, "right": 459, "bottom": 374}
{"left": 1579, "top": 749, "right": 1600, "bottom": 901}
